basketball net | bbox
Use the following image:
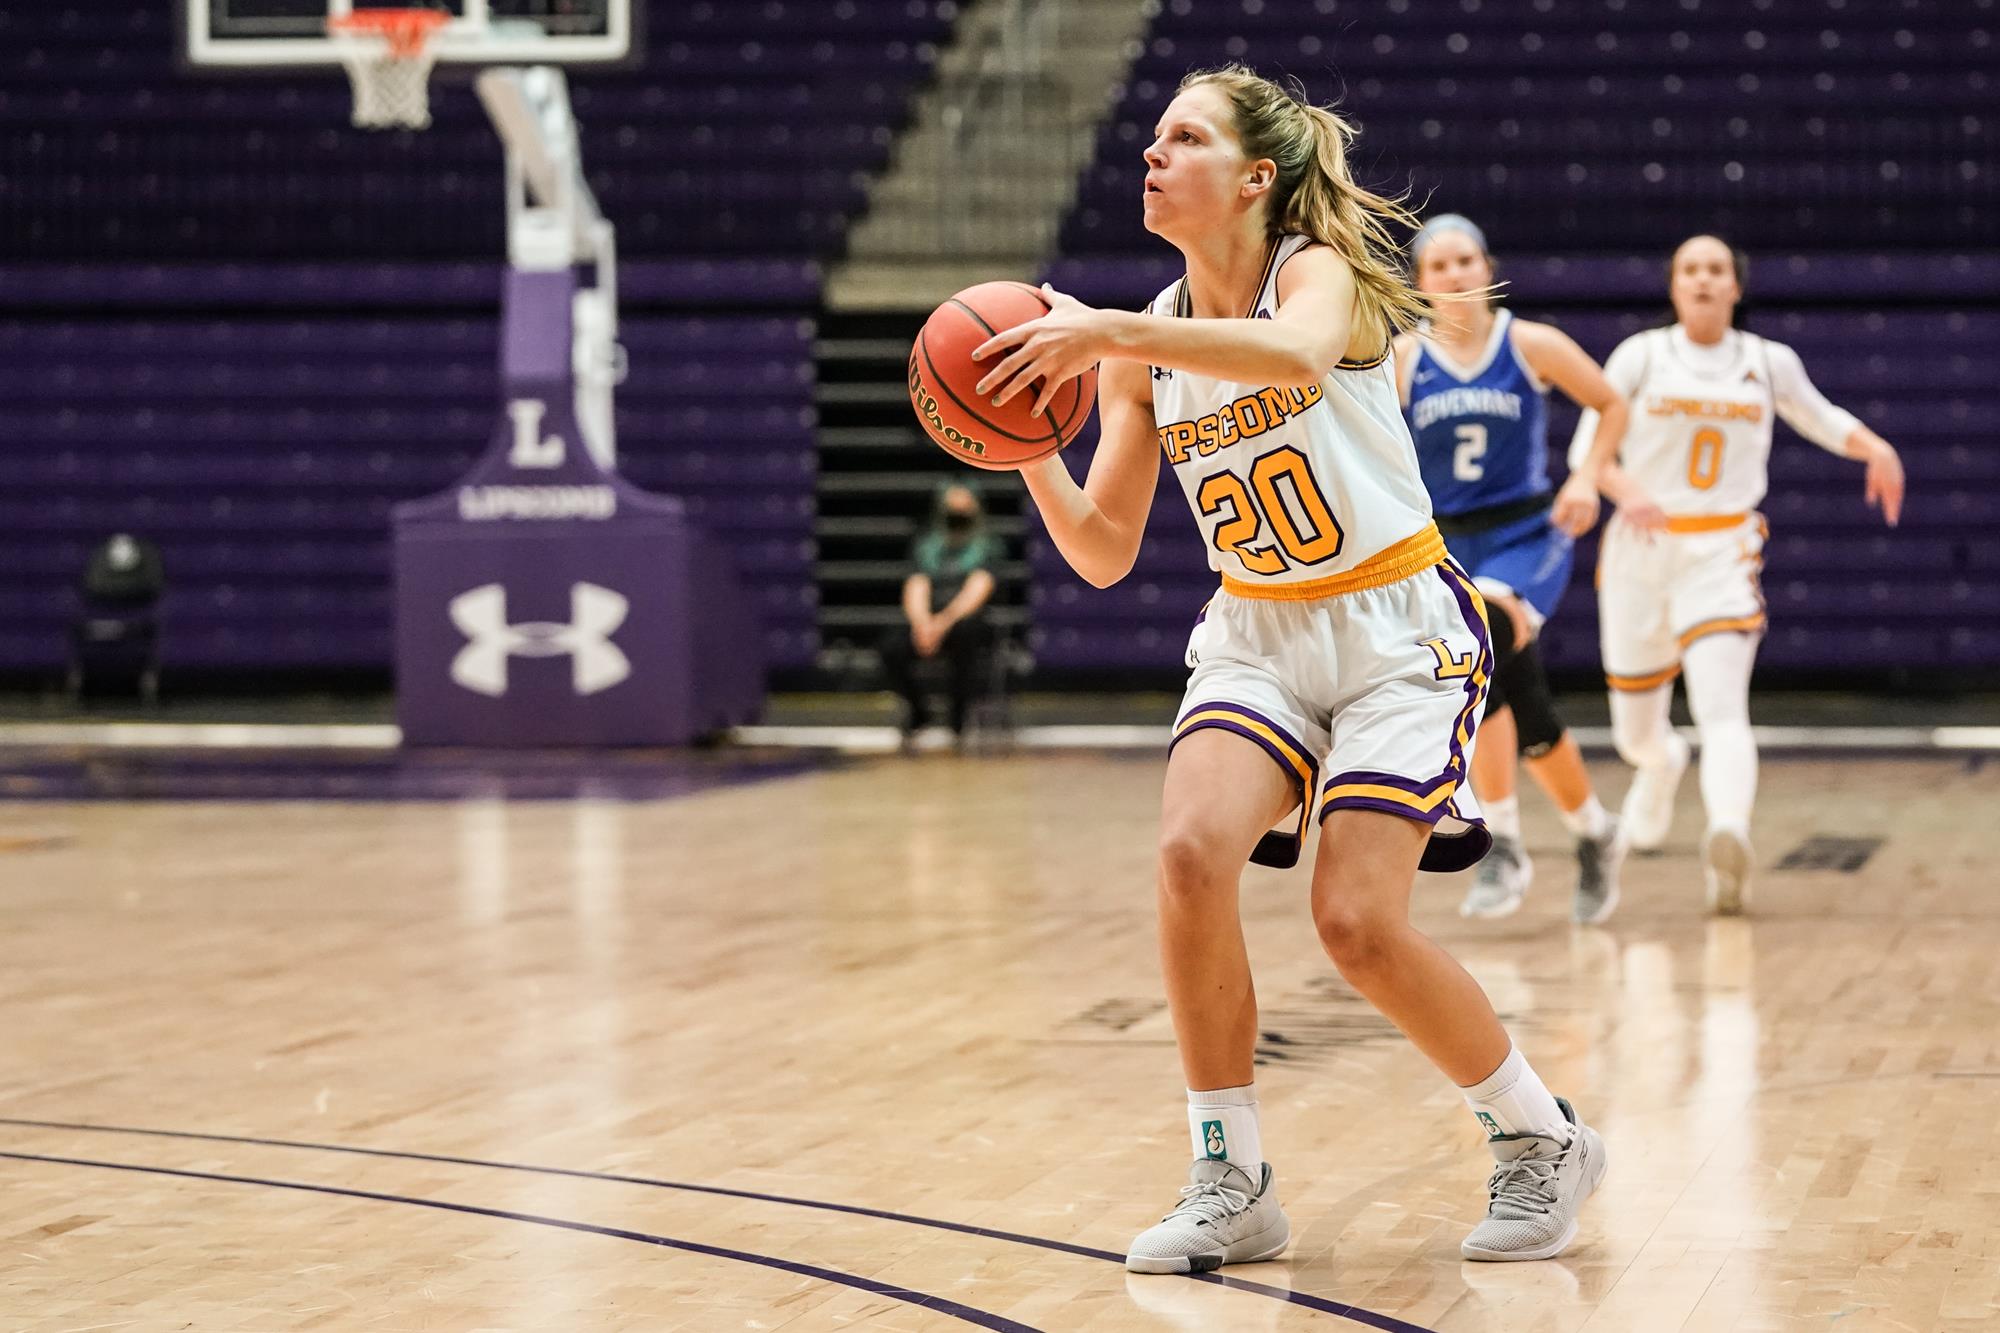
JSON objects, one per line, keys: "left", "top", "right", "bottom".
{"left": 328, "top": 8, "right": 450, "bottom": 130}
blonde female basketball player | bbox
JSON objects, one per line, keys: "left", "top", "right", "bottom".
{"left": 1397, "top": 214, "right": 1648, "bottom": 925}
{"left": 969, "top": 66, "right": 1605, "bottom": 1271}
{"left": 1572, "top": 235, "right": 1905, "bottom": 914}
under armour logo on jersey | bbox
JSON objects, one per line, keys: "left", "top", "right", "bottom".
{"left": 1151, "top": 364, "right": 1173, "bottom": 381}
{"left": 449, "top": 582, "right": 631, "bottom": 698}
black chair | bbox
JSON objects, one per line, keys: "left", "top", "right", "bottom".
{"left": 68, "top": 534, "right": 164, "bottom": 703}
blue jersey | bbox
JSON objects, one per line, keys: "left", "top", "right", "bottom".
{"left": 1406, "top": 311, "right": 1550, "bottom": 516}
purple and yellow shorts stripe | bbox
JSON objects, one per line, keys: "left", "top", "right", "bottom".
{"left": 1170, "top": 702, "right": 1319, "bottom": 869}
{"left": 1319, "top": 769, "right": 1465, "bottom": 823}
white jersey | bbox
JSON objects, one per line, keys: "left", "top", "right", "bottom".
{"left": 1569, "top": 325, "right": 1861, "bottom": 516}
{"left": 1148, "top": 233, "right": 1441, "bottom": 598}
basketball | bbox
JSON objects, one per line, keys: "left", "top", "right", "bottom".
{"left": 907, "top": 281, "right": 1098, "bottom": 470}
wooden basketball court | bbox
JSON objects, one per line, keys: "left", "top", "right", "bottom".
{"left": 2, "top": 748, "right": 1995, "bottom": 1330}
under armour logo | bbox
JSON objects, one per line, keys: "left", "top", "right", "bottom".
{"left": 1151, "top": 364, "right": 1173, "bottom": 381}
{"left": 449, "top": 582, "right": 631, "bottom": 698}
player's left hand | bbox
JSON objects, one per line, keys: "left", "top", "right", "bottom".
{"left": 972, "top": 285, "right": 1106, "bottom": 418}
{"left": 1551, "top": 474, "right": 1602, "bottom": 537}
{"left": 1864, "top": 441, "right": 1904, "bottom": 527}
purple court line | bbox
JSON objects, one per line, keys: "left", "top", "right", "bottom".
{"left": 0, "top": 1118, "right": 1440, "bottom": 1332}
{"left": 0, "top": 1150, "right": 1038, "bottom": 1333}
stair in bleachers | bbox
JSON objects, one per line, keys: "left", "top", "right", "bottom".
{"left": 812, "top": 310, "right": 1028, "bottom": 676}
{"left": 829, "top": 0, "right": 1153, "bottom": 310}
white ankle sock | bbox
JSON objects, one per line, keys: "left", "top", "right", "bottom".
{"left": 1483, "top": 794, "right": 1521, "bottom": 842}
{"left": 1558, "top": 794, "right": 1611, "bottom": 840}
{"left": 1187, "top": 1084, "right": 1262, "bottom": 1179}
{"left": 1460, "top": 1046, "right": 1568, "bottom": 1141}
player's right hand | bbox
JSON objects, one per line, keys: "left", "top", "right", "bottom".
{"left": 1617, "top": 494, "right": 1669, "bottom": 538}
{"left": 1551, "top": 474, "right": 1602, "bottom": 537}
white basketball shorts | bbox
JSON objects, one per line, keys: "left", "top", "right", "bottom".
{"left": 1598, "top": 512, "right": 1767, "bottom": 693}
{"left": 1171, "top": 557, "right": 1493, "bottom": 873}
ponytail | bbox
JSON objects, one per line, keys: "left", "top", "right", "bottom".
{"left": 1286, "top": 103, "right": 1432, "bottom": 336}
{"left": 1181, "top": 65, "right": 1443, "bottom": 343}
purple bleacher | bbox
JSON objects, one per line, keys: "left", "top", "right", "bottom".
{"left": 1034, "top": 0, "right": 1995, "bottom": 679}
{"left": 0, "top": 260, "right": 823, "bottom": 310}
{"left": 2, "top": 4, "right": 957, "bottom": 261}
{"left": 0, "top": 310, "right": 820, "bottom": 673}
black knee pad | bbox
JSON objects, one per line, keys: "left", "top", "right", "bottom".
{"left": 1480, "top": 597, "right": 1517, "bottom": 719}
{"left": 1484, "top": 595, "right": 1518, "bottom": 660}
{"left": 1482, "top": 661, "right": 1511, "bottom": 717}
{"left": 1500, "top": 640, "right": 1566, "bottom": 756}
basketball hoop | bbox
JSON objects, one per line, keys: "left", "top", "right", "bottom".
{"left": 328, "top": 7, "right": 450, "bottom": 130}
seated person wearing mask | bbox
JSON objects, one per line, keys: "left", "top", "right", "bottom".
{"left": 880, "top": 483, "right": 998, "bottom": 745}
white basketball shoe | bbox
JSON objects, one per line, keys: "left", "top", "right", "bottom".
{"left": 1703, "top": 825, "right": 1754, "bottom": 915}
{"left": 1620, "top": 732, "right": 1690, "bottom": 852}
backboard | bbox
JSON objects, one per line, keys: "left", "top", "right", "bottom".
{"left": 183, "top": 0, "right": 637, "bottom": 67}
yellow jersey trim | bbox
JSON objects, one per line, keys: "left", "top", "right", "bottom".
{"left": 1606, "top": 664, "right": 1682, "bottom": 692}
{"left": 1221, "top": 523, "right": 1446, "bottom": 602}
{"left": 1679, "top": 614, "right": 1767, "bottom": 648}
{"left": 1664, "top": 512, "right": 1751, "bottom": 534}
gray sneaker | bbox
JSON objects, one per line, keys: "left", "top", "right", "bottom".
{"left": 1461, "top": 1097, "right": 1606, "bottom": 1262}
{"left": 1460, "top": 833, "right": 1531, "bottom": 918}
{"left": 1125, "top": 1159, "right": 1290, "bottom": 1274}
{"left": 1572, "top": 816, "right": 1627, "bottom": 925}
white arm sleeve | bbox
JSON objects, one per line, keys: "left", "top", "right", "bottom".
{"left": 1763, "top": 337, "right": 1862, "bottom": 456}
{"left": 1567, "top": 333, "right": 1648, "bottom": 470}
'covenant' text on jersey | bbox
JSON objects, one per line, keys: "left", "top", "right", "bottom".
{"left": 1410, "top": 385, "right": 1525, "bottom": 432}
{"left": 1157, "top": 380, "right": 1327, "bottom": 466}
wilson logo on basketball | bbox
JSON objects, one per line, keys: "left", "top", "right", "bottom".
{"left": 907, "top": 353, "right": 989, "bottom": 458}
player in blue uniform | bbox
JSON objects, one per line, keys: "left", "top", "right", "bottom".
{"left": 1395, "top": 215, "right": 1656, "bottom": 923}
